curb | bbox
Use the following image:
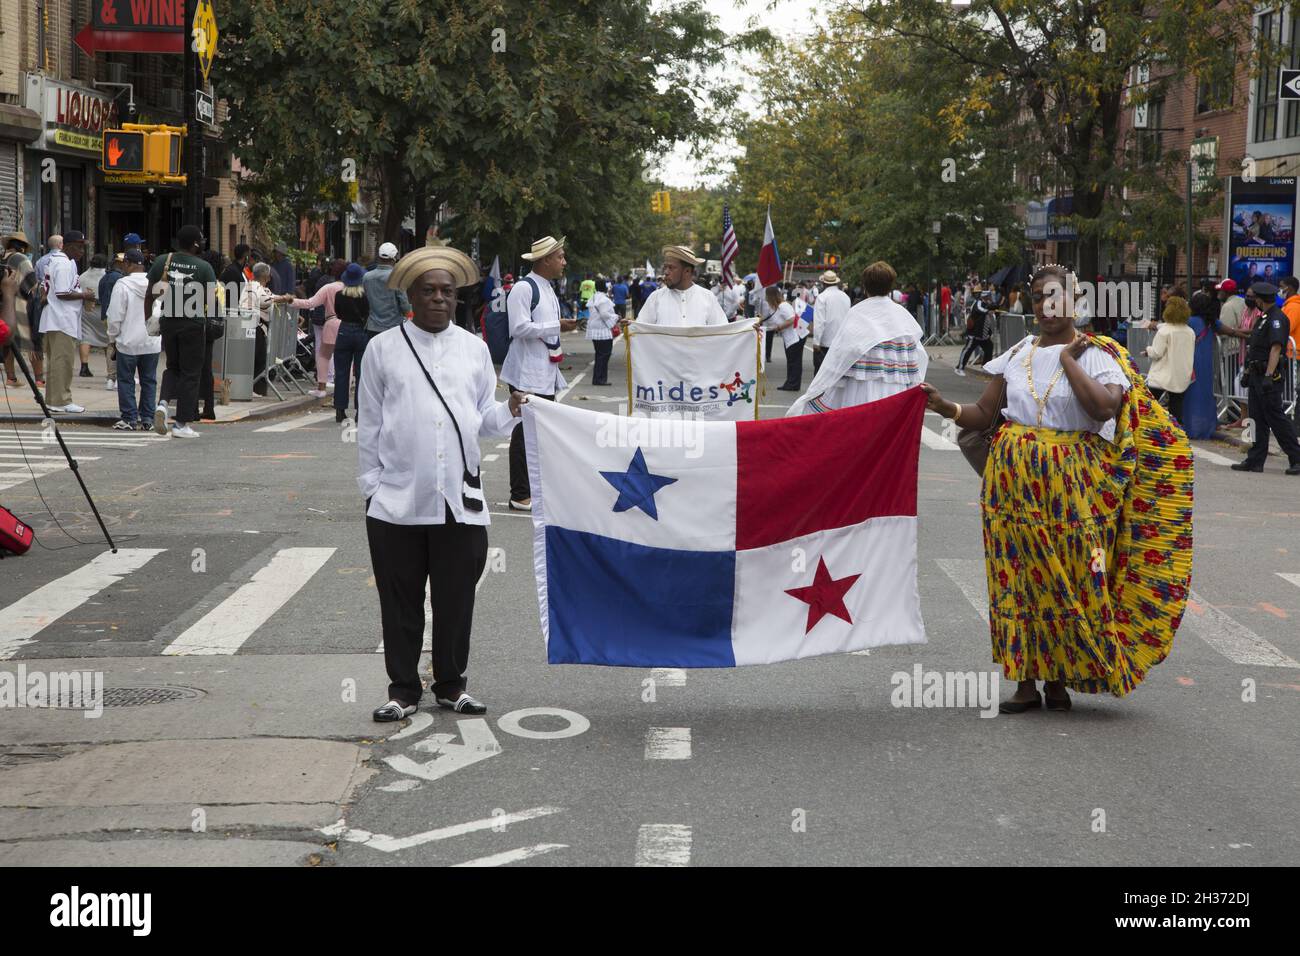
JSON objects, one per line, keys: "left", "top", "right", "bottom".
{"left": 1, "top": 392, "right": 323, "bottom": 428}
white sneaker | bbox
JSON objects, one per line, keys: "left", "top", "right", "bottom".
{"left": 953, "top": 367, "right": 966, "bottom": 377}
{"left": 153, "top": 403, "right": 169, "bottom": 436}
{"left": 171, "top": 424, "right": 200, "bottom": 438}
{"left": 308, "top": 389, "right": 326, "bottom": 398}
{"left": 54, "top": 402, "right": 86, "bottom": 413}
{"left": 104, "top": 379, "right": 117, "bottom": 390}
{"left": 326, "top": 382, "right": 335, "bottom": 392}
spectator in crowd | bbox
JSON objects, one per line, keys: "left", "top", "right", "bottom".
{"left": 282, "top": 259, "right": 345, "bottom": 398}
{"left": 222, "top": 243, "right": 252, "bottom": 301}
{"left": 77, "top": 253, "right": 111, "bottom": 391}
{"left": 585, "top": 277, "right": 618, "bottom": 386}
{"left": 1279, "top": 275, "right": 1300, "bottom": 360}
{"left": 240, "top": 262, "right": 277, "bottom": 397}
{"left": 332, "top": 262, "right": 370, "bottom": 423}
{"left": 106, "top": 250, "right": 160, "bottom": 431}
{"left": 1217, "top": 278, "right": 1244, "bottom": 330}
{"left": 1145, "top": 294, "right": 1195, "bottom": 423}
{"left": 40, "top": 230, "right": 92, "bottom": 414}
{"left": 611, "top": 274, "right": 630, "bottom": 318}
{"left": 3, "top": 230, "right": 41, "bottom": 387}
{"left": 269, "top": 243, "right": 298, "bottom": 297}
{"left": 146, "top": 224, "right": 217, "bottom": 438}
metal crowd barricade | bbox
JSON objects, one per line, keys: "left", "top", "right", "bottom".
{"left": 995, "top": 311, "right": 1027, "bottom": 355}
{"left": 1215, "top": 339, "right": 1246, "bottom": 423}
{"left": 254, "top": 303, "right": 311, "bottom": 401}
{"left": 1124, "top": 324, "right": 1154, "bottom": 377}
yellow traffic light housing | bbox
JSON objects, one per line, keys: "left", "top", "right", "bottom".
{"left": 660, "top": 190, "right": 671, "bottom": 215}
{"left": 100, "top": 124, "right": 187, "bottom": 184}
{"left": 650, "top": 192, "right": 662, "bottom": 213}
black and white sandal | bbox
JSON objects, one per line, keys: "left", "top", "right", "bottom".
{"left": 372, "top": 700, "right": 417, "bottom": 722}
{"left": 436, "top": 693, "right": 486, "bottom": 715}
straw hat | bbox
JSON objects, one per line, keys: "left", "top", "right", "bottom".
{"left": 3, "top": 230, "right": 30, "bottom": 248}
{"left": 819, "top": 270, "right": 840, "bottom": 285}
{"left": 520, "top": 235, "right": 566, "bottom": 261}
{"left": 387, "top": 246, "right": 479, "bottom": 291}
{"left": 662, "top": 245, "right": 703, "bottom": 267}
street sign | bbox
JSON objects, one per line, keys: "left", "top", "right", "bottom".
{"left": 193, "top": 0, "right": 218, "bottom": 85}
{"left": 1281, "top": 68, "right": 1300, "bottom": 101}
{"left": 985, "top": 227, "right": 999, "bottom": 253}
{"left": 195, "top": 90, "right": 214, "bottom": 127}
{"left": 1133, "top": 64, "right": 1150, "bottom": 128}
{"left": 1190, "top": 136, "right": 1219, "bottom": 194}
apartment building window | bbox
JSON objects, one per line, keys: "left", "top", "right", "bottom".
{"left": 1255, "top": 10, "right": 1284, "bottom": 142}
{"left": 1286, "top": 13, "right": 1300, "bottom": 137}
{"left": 1196, "top": 53, "right": 1235, "bottom": 114}
{"left": 1138, "top": 97, "right": 1166, "bottom": 162}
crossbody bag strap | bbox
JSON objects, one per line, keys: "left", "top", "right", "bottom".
{"left": 398, "top": 324, "right": 486, "bottom": 513}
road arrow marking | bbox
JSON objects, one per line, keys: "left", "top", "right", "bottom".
{"left": 451, "top": 844, "right": 568, "bottom": 867}
{"left": 383, "top": 717, "right": 501, "bottom": 781}
{"left": 321, "top": 806, "right": 563, "bottom": 854}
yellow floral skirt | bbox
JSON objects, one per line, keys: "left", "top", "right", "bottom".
{"left": 980, "top": 385, "right": 1193, "bottom": 695}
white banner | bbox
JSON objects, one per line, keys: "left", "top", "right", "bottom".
{"left": 626, "top": 320, "right": 763, "bottom": 420}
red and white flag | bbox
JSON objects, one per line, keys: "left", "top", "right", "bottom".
{"left": 757, "top": 207, "right": 782, "bottom": 288}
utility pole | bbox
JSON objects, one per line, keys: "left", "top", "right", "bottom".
{"left": 182, "top": 0, "right": 204, "bottom": 233}
{"left": 1185, "top": 159, "right": 1194, "bottom": 293}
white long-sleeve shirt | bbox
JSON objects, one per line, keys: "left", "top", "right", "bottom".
{"left": 357, "top": 321, "right": 517, "bottom": 526}
{"left": 501, "top": 272, "right": 567, "bottom": 394}
{"left": 637, "top": 283, "right": 728, "bottom": 327}
{"left": 585, "top": 291, "right": 618, "bottom": 340}
{"left": 811, "top": 285, "right": 850, "bottom": 348}
{"left": 105, "top": 272, "right": 161, "bottom": 356}
{"left": 762, "top": 301, "right": 808, "bottom": 348}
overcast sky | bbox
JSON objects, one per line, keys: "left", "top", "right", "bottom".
{"left": 653, "top": 0, "right": 828, "bottom": 188}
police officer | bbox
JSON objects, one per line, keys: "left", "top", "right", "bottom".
{"left": 1230, "top": 281, "right": 1300, "bottom": 475}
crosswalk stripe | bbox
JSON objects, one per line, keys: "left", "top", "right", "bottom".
{"left": 1191, "top": 445, "right": 1238, "bottom": 467}
{"left": 919, "top": 423, "right": 959, "bottom": 450}
{"left": 0, "top": 454, "right": 102, "bottom": 460}
{"left": 1183, "top": 590, "right": 1299, "bottom": 668}
{"left": 635, "top": 824, "right": 692, "bottom": 867}
{"left": 451, "top": 844, "right": 567, "bottom": 867}
{"left": 255, "top": 412, "right": 335, "bottom": 433}
{"left": 1278, "top": 573, "right": 1300, "bottom": 590}
{"left": 162, "top": 548, "right": 336, "bottom": 655}
{"left": 935, "top": 558, "right": 989, "bottom": 624}
{"left": 0, "top": 549, "right": 166, "bottom": 659}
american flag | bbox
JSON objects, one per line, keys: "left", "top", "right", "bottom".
{"left": 721, "top": 204, "right": 739, "bottom": 287}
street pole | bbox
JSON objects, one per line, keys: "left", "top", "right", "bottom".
{"left": 183, "top": 0, "right": 204, "bottom": 233}
{"left": 1185, "top": 159, "right": 1194, "bottom": 293}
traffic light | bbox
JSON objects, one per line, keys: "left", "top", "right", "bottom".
{"left": 650, "top": 192, "right": 661, "bottom": 213}
{"left": 660, "top": 190, "right": 671, "bottom": 214}
{"left": 100, "top": 124, "right": 186, "bottom": 183}
{"left": 103, "top": 131, "right": 145, "bottom": 173}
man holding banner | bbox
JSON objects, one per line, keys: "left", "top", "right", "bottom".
{"left": 627, "top": 246, "right": 728, "bottom": 328}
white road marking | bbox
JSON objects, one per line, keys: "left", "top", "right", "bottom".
{"left": 162, "top": 547, "right": 336, "bottom": 655}
{"left": 387, "top": 712, "right": 435, "bottom": 741}
{"left": 255, "top": 411, "right": 335, "bottom": 432}
{"left": 377, "top": 551, "right": 495, "bottom": 652}
{"left": 321, "top": 806, "right": 564, "bottom": 854}
{"left": 1191, "top": 445, "right": 1237, "bottom": 467}
{"left": 497, "top": 707, "right": 590, "bottom": 740}
{"left": 384, "top": 718, "right": 502, "bottom": 782}
{"left": 919, "top": 424, "right": 959, "bottom": 451}
{"left": 1278, "top": 573, "right": 1300, "bottom": 590}
{"left": 635, "top": 824, "right": 692, "bottom": 867}
{"left": 0, "top": 549, "right": 165, "bottom": 659}
{"left": 556, "top": 370, "right": 587, "bottom": 403}
{"left": 651, "top": 668, "right": 687, "bottom": 687}
{"left": 0, "top": 453, "right": 101, "bottom": 460}
{"left": 645, "top": 727, "right": 692, "bottom": 760}
{"left": 1183, "top": 590, "right": 1299, "bottom": 668}
{"left": 495, "top": 442, "right": 510, "bottom": 449}
{"left": 482, "top": 453, "right": 499, "bottom": 462}
{"left": 451, "top": 844, "right": 567, "bottom": 867}
{"left": 935, "top": 558, "right": 990, "bottom": 624}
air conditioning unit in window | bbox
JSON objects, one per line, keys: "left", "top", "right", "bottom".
{"left": 105, "top": 62, "right": 128, "bottom": 85}
{"left": 159, "top": 89, "right": 183, "bottom": 113}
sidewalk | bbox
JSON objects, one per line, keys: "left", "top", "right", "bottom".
{"left": 1, "top": 367, "right": 322, "bottom": 425}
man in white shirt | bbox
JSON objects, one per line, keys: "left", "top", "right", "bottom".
{"left": 502, "top": 235, "right": 576, "bottom": 511}
{"left": 629, "top": 246, "right": 727, "bottom": 328}
{"left": 714, "top": 277, "right": 743, "bottom": 321}
{"left": 810, "top": 270, "right": 850, "bottom": 374}
{"left": 40, "top": 230, "right": 93, "bottom": 413}
{"left": 105, "top": 250, "right": 161, "bottom": 430}
{"left": 358, "top": 246, "right": 526, "bottom": 722}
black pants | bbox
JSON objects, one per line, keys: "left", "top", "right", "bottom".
{"left": 333, "top": 322, "right": 368, "bottom": 413}
{"left": 812, "top": 346, "right": 825, "bottom": 375}
{"left": 367, "top": 509, "right": 488, "bottom": 706}
{"left": 253, "top": 323, "right": 268, "bottom": 396}
{"left": 159, "top": 318, "right": 205, "bottom": 424}
{"left": 781, "top": 335, "right": 807, "bottom": 389}
{"left": 1152, "top": 387, "right": 1185, "bottom": 423}
{"left": 592, "top": 338, "right": 613, "bottom": 385}
{"left": 957, "top": 335, "right": 993, "bottom": 370}
{"left": 765, "top": 329, "right": 776, "bottom": 363}
{"left": 507, "top": 384, "right": 554, "bottom": 502}
{"left": 1244, "top": 374, "right": 1300, "bottom": 467}
{"left": 201, "top": 334, "right": 215, "bottom": 417}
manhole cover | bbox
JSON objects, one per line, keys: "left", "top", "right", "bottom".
{"left": 47, "top": 685, "right": 206, "bottom": 708}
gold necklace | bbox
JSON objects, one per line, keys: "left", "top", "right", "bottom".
{"left": 1021, "top": 336, "right": 1068, "bottom": 426}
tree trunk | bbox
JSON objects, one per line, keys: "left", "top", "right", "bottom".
{"left": 378, "top": 156, "right": 408, "bottom": 246}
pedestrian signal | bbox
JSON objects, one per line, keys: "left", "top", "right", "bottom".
{"left": 103, "top": 131, "right": 145, "bottom": 173}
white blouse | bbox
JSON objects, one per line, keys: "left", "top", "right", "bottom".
{"left": 984, "top": 335, "right": 1130, "bottom": 441}
{"left": 357, "top": 321, "right": 517, "bottom": 525}
{"left": 763, "top": 301, "right": 809, "bottom": 348}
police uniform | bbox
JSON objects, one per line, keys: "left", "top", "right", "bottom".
{"left": 1235, "top": 283, "right": 1300, "bottom": 474}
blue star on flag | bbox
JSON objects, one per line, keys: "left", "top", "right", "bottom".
{"left": 600, "top": 447, "right": 677, "bottom": 520}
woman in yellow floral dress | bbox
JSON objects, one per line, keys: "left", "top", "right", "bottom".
{"left": 922, "top": 265, "right": 1193, "bottom": 713}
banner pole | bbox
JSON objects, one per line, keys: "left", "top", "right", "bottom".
{"left": 624, "top": 326, "right": 633, "bottom": 417}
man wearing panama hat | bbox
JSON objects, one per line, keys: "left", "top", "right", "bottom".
{"left": 2, "top": 230, "right": 40, "bottom": 386}
{"left": 358, "top": 245, "right": 528, "bottom": 720}
{"left": 501, "top": 235, "right": 576, "bottom": 511}
{"left": 810, "top": 269, "right": 850, "bottom": 375}
{"left": 629, "top": 245, "right": 727, "bottom": 328}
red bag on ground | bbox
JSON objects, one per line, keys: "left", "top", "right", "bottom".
{"left": 0, "top": 505, "right": 33, "bottom": 556}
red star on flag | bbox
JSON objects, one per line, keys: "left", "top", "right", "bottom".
{"left": 784, "top": 557, "right": 861, "bottom": 633}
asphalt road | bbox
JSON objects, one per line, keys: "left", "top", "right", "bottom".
{"left": 1, "top": 330, "right": 1297, "bottom": 867}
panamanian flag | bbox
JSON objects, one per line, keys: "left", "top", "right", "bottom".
{"left": 522, "top": 388, "right": 927, "bottom": 666}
